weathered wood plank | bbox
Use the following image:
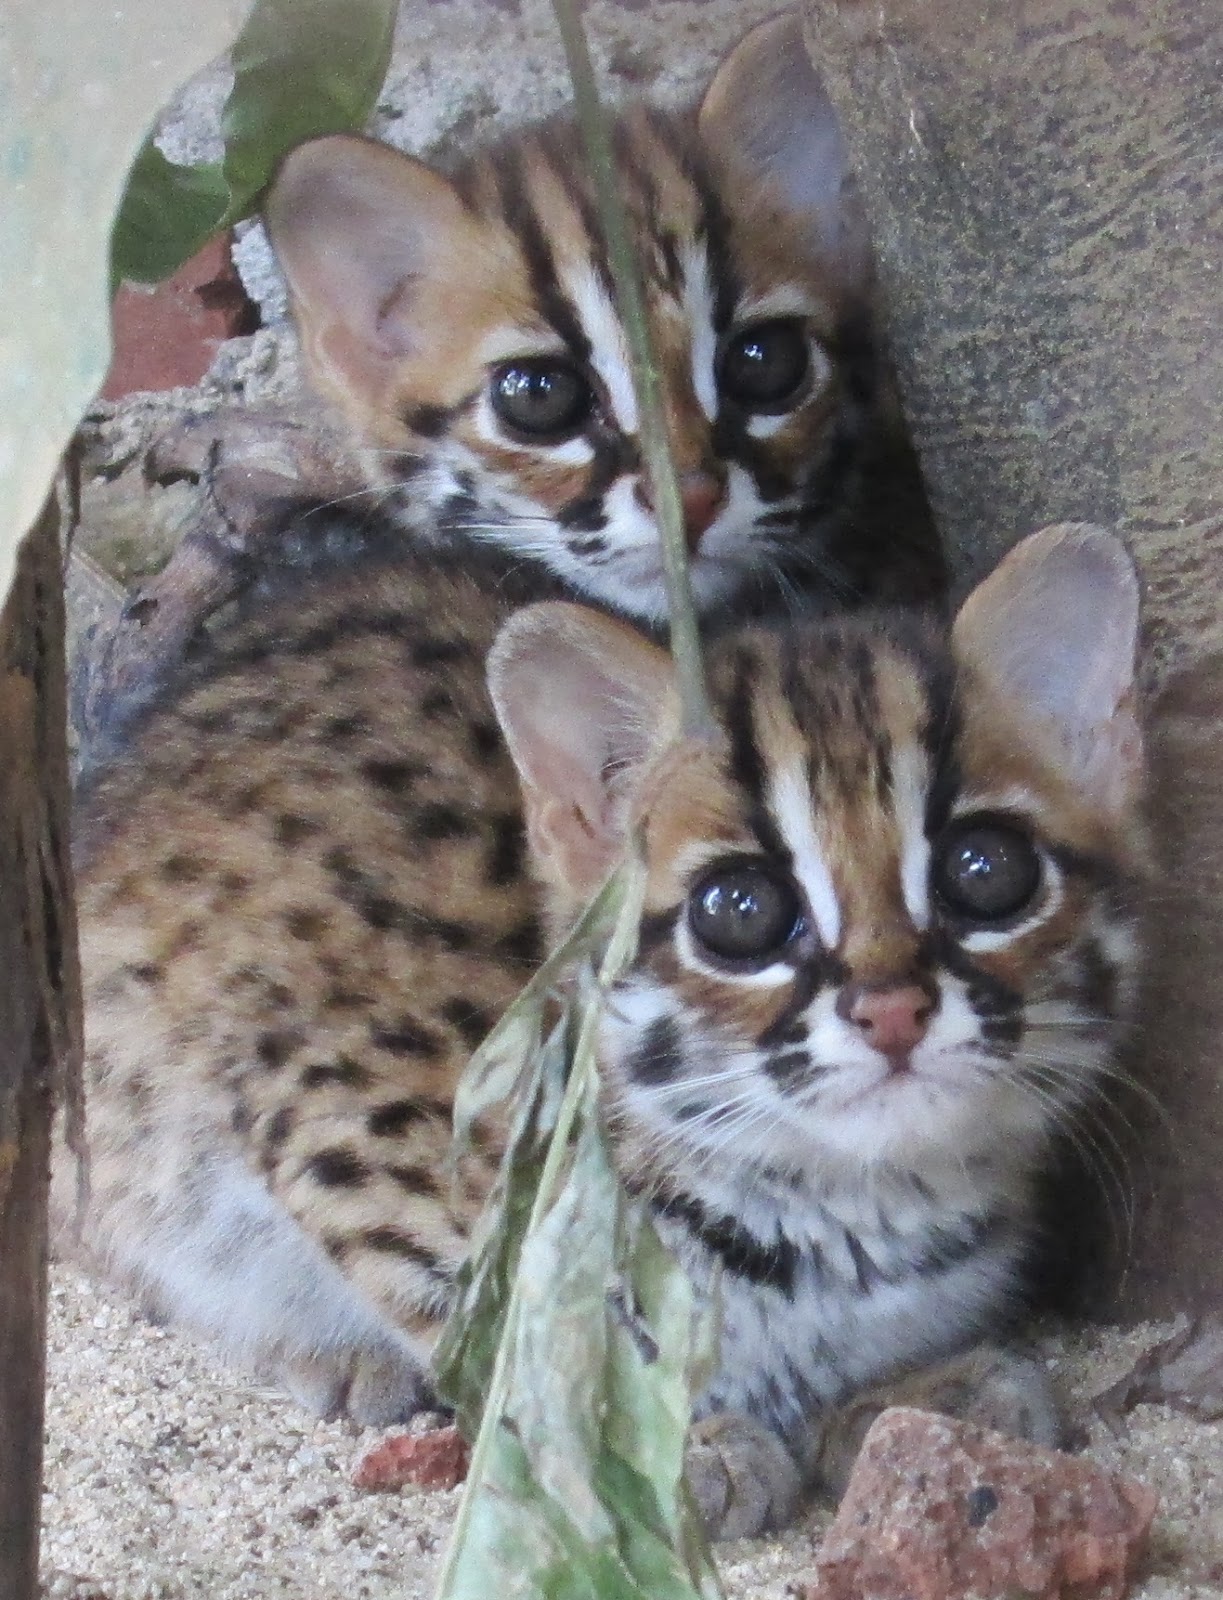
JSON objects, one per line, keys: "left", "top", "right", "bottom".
{"left": 0, "top": 497, "right": 81, "bottom": 1599}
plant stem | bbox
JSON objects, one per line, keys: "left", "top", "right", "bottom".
{"left": 550, "top": 0, "right": 714, "bottom": 741}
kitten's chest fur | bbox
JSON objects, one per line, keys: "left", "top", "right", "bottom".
{"left": 655, "top": 1155, "right": 1029, "bottom": 1441}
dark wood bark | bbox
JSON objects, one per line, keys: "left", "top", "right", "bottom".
{"left": 0, "top": 496, "right": 82, "bottom": 1598}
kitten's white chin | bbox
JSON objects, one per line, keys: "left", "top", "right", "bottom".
{"left": 797, "top": 1066, "right": 1051, "bottom": 1173}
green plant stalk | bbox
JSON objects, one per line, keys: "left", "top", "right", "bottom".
{"left": 550, "top": 0, "right": 714, "bottom": 742}
{"left": 434, "top": 862, "right": 644, "bottom": 1598}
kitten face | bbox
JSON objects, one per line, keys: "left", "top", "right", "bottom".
{"left": 601, "top": 622, "right": 1143, "bottom": 1180}
{"left": 266, "top": 22, "right": 925, "bottom": 625}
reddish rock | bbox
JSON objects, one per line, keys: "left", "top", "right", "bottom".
{"left": 351, "top": 1424, "right": 469, "bottom": 1493}
{"left": 803, "top": 1408, "right": 1158, "bottom": 1600}
{"left": 103, "top": 235, "right": 257, "bottom": 400}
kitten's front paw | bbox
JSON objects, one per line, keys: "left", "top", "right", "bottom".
{"left": 275, "top": 1340, "right": 435, "bottom": 1427}
{"left": 685, "top": 1412, "right": 803, "bottom": 1540}
{"left": 815, "top": 1343, "right": 1063, "bottom": 1499}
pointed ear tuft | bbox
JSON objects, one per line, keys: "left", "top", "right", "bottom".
{"left": 953, "top": 524, "right": 1142, "bottom": 811}
{"left": 265, "top": 135, "right": 476, "bottom": 406}
{"left": 488, "top": 605, "right": 678, "bottom": 895}
{"left": 698, "top": 15, "right": 870, "bottom": 282}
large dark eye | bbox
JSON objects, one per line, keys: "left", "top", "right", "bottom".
{"left": 718, "top": 319, "right": 810, "bottom": 412}
{"left": 687, "top": 858, "right": 802, "bottom": 963}
{"left": 490, "top": 359, "right": 592, "bottom": 439}
{"left": 933, "top": 816, "right": 1042, "bottom": 923}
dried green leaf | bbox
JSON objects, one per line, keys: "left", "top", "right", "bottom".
{"left": 450, "top": 868, "right": 634, "bottom": 1155}
{"left": 439, "top": 1107, "right": 723, "bottom": 1600}
{"left": 111, "top": 0, "right": 397, "bottom": 285}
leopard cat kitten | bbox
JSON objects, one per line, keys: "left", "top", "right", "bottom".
{"left": 263, "top": 15, "right": 943, "bottom": 629}
{"left": 69, "top": 525, "right": 1143, "bottom": 1537}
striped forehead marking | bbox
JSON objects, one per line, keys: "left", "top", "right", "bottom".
{"left": 681, "top": 241, "right": 719, "bottom": 423}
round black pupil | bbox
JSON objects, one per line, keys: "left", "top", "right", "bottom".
{"left": 938, "top": 826, "right": 1040, "bottom": 920}
{"left": 492, "top": 363, "right": 587, "bottom": 436}
{"left": 690, "top": 868, "right": 797, "bottom": 961}
{"left": 721, "top": 320, "right": 809, "bottom": 408}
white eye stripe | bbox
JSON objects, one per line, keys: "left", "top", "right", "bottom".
{"left": 560, "top": 261, "right": 637, "bottom": 433}
{"left": 681, "top": 242, "right": 719, "bottom": 423}
{"left": 891, "top": 744, "right": 931, "bottom": 930}
{"left": 766, "top": 760, "right": 841, "bottom": 948}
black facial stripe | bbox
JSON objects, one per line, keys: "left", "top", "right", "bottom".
{"left": 494, "top": 147, "right": 592, "bottom": 366}
{"left": 763, "top": 1048, "right": 813, "bottom": 1091}
{"left": 723, "top": 648, "right": 790, "bottom": 860}
{"left": 927, "top": 928, "right": 1024, "bottom": 1023}
{"left": 402, "top": 399, "right": 469, "bottom": 439}
{"left": 845, "top": 1228, "right": 883, "bottom": 1293}
{"left": 638, "top": 909, "right": 677, "bottom": 953}
{"left": 556, "top": 429, "right": 637, "bottom": 532}
{"left": 1048, "top": 842, "right": 1115, "bottom": 887}
{"left": 629, "top": 1014, "right": 684, "bottom": 1086}
{"left": 1077, "top": 933, "right": 1121, "bottom": 1017}
{"left": 653, "top": 1189, "right": 798, "bottom": 1298}
{"left": 912, "top": 1210, "right": 1008, "bottom": 1277}
{"left": 757, "top": 955, "right": 846, "bottom": 1050}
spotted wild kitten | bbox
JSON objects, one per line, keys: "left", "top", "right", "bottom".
{"left": 263, "top": 15, "right": 943, "bottom": 628}
{"left": 69, "top": 524, "right": 1145, "bottom": 1536}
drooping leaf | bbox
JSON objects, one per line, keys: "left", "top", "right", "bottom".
{"left": 111, "top": 0, "right": 398, "bottom": 285}
{"left": 435, "top": 853, "right": 724, "bottom": 1600}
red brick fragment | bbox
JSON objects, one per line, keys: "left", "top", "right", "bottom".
{"left": 351, "top": 1424, "right": 469, "bottom": 1493}
{"left": 803, "top": 1407, "right": 1157, "bottom": 1600}
{"left": 103, "top": 234, "right": 257, "bottom": 400}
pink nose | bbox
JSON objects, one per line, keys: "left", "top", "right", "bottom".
{"left": 837, "top": 983, "right": 937, "bottom": 1068}
{"left": 635, "top": 470, "right": 727, "bottom": 552}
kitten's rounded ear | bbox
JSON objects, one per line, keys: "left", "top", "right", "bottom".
{"left": 698, "top": 14, "right": 870, "bottom": 281}
{"left": 953, "top": 524, "right": 1143, "bottom": 810}
{"left": 488, "top": 605, "right": 678, "bottom": 893}
{"left": 265, "top": 135, "right": 477, "bottom": 404}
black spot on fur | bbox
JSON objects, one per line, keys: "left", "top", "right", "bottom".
{"left": 411, "top": 637, "right": 471, "bottom": 668}
{"left": 159, "top": 852, "right": 205, "bottom": 884}
{"left": 307, "top": 1147, "right": 370, "bottom": 1187}
{"left": 496, "top": 916, "right": 542, "bottom": 965}
{"left": 421, "top": 689, "right": 456, "bottom": 719}
{"left": 264, "top": 1106, "right": 295, "bottom": 1146}
{"left": 385, "top": 1162, "right": 441, "bottom": 1197}
{"left": 274, "top": 813, "right": 321, "bottom": 848}
{"left": 257, "top": 1030, "right": 302, "bottom": 1070}
{"left": 363, "top": 758, "right": 426, "bottom": 793}
{"left": 300, "top": 1057, "right": 374, "bottom": 1090}
{"left": 413, "top": 803, "right": 474, "bottom": 842}
{"left": 468, "top": 721, "right": 502, "bottom": 764}
{"left": 367, "top": 1098, "right": 449, "bottom": 1138}
{"left": 283, "top": 906, "right": 329, "bottom": 942}
{"left": 630, "top": 1016, "right": 683, "bottom": 1085}
{"left": 358, "top": 1226, "right": 448, "bottom": 1279}
{"left": 440, "top": 997, "right": 493, "bottom": 1050}
{"left": 370, "top": 1017, "right": 444, "bottom": 1058}
{"left": 485, "top": 813, "right": 525, "bottom": 886}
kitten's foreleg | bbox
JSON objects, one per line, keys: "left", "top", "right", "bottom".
{"left": 685, "top": 1411, "right": 805, "bottom": 1539}
{"left": 811, "top": 1342, "right": 1064, "bottom": 1499}
{"left": 90, "top": 1147, "right": 435, "bottom": 1427}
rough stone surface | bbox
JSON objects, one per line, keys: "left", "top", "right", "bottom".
{"left": 805, "top": 1407, "right": 1158, "bottom": 1600}
{"left": 104, "top": 236, "right": 258, "bottom": 400}
{"left": 351, "top": 1426, "right": 469, "bottom": 1494}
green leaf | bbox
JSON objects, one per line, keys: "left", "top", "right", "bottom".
{"left": 111, "top": 0, "right": 398, "bottom": 285}
{"left": 435, "top": 852, "right": 724, "bottom": 1600}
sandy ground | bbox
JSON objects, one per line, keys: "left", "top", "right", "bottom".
{"left": 40, "top": 1265, "right": 1223, "bottom": 1600}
